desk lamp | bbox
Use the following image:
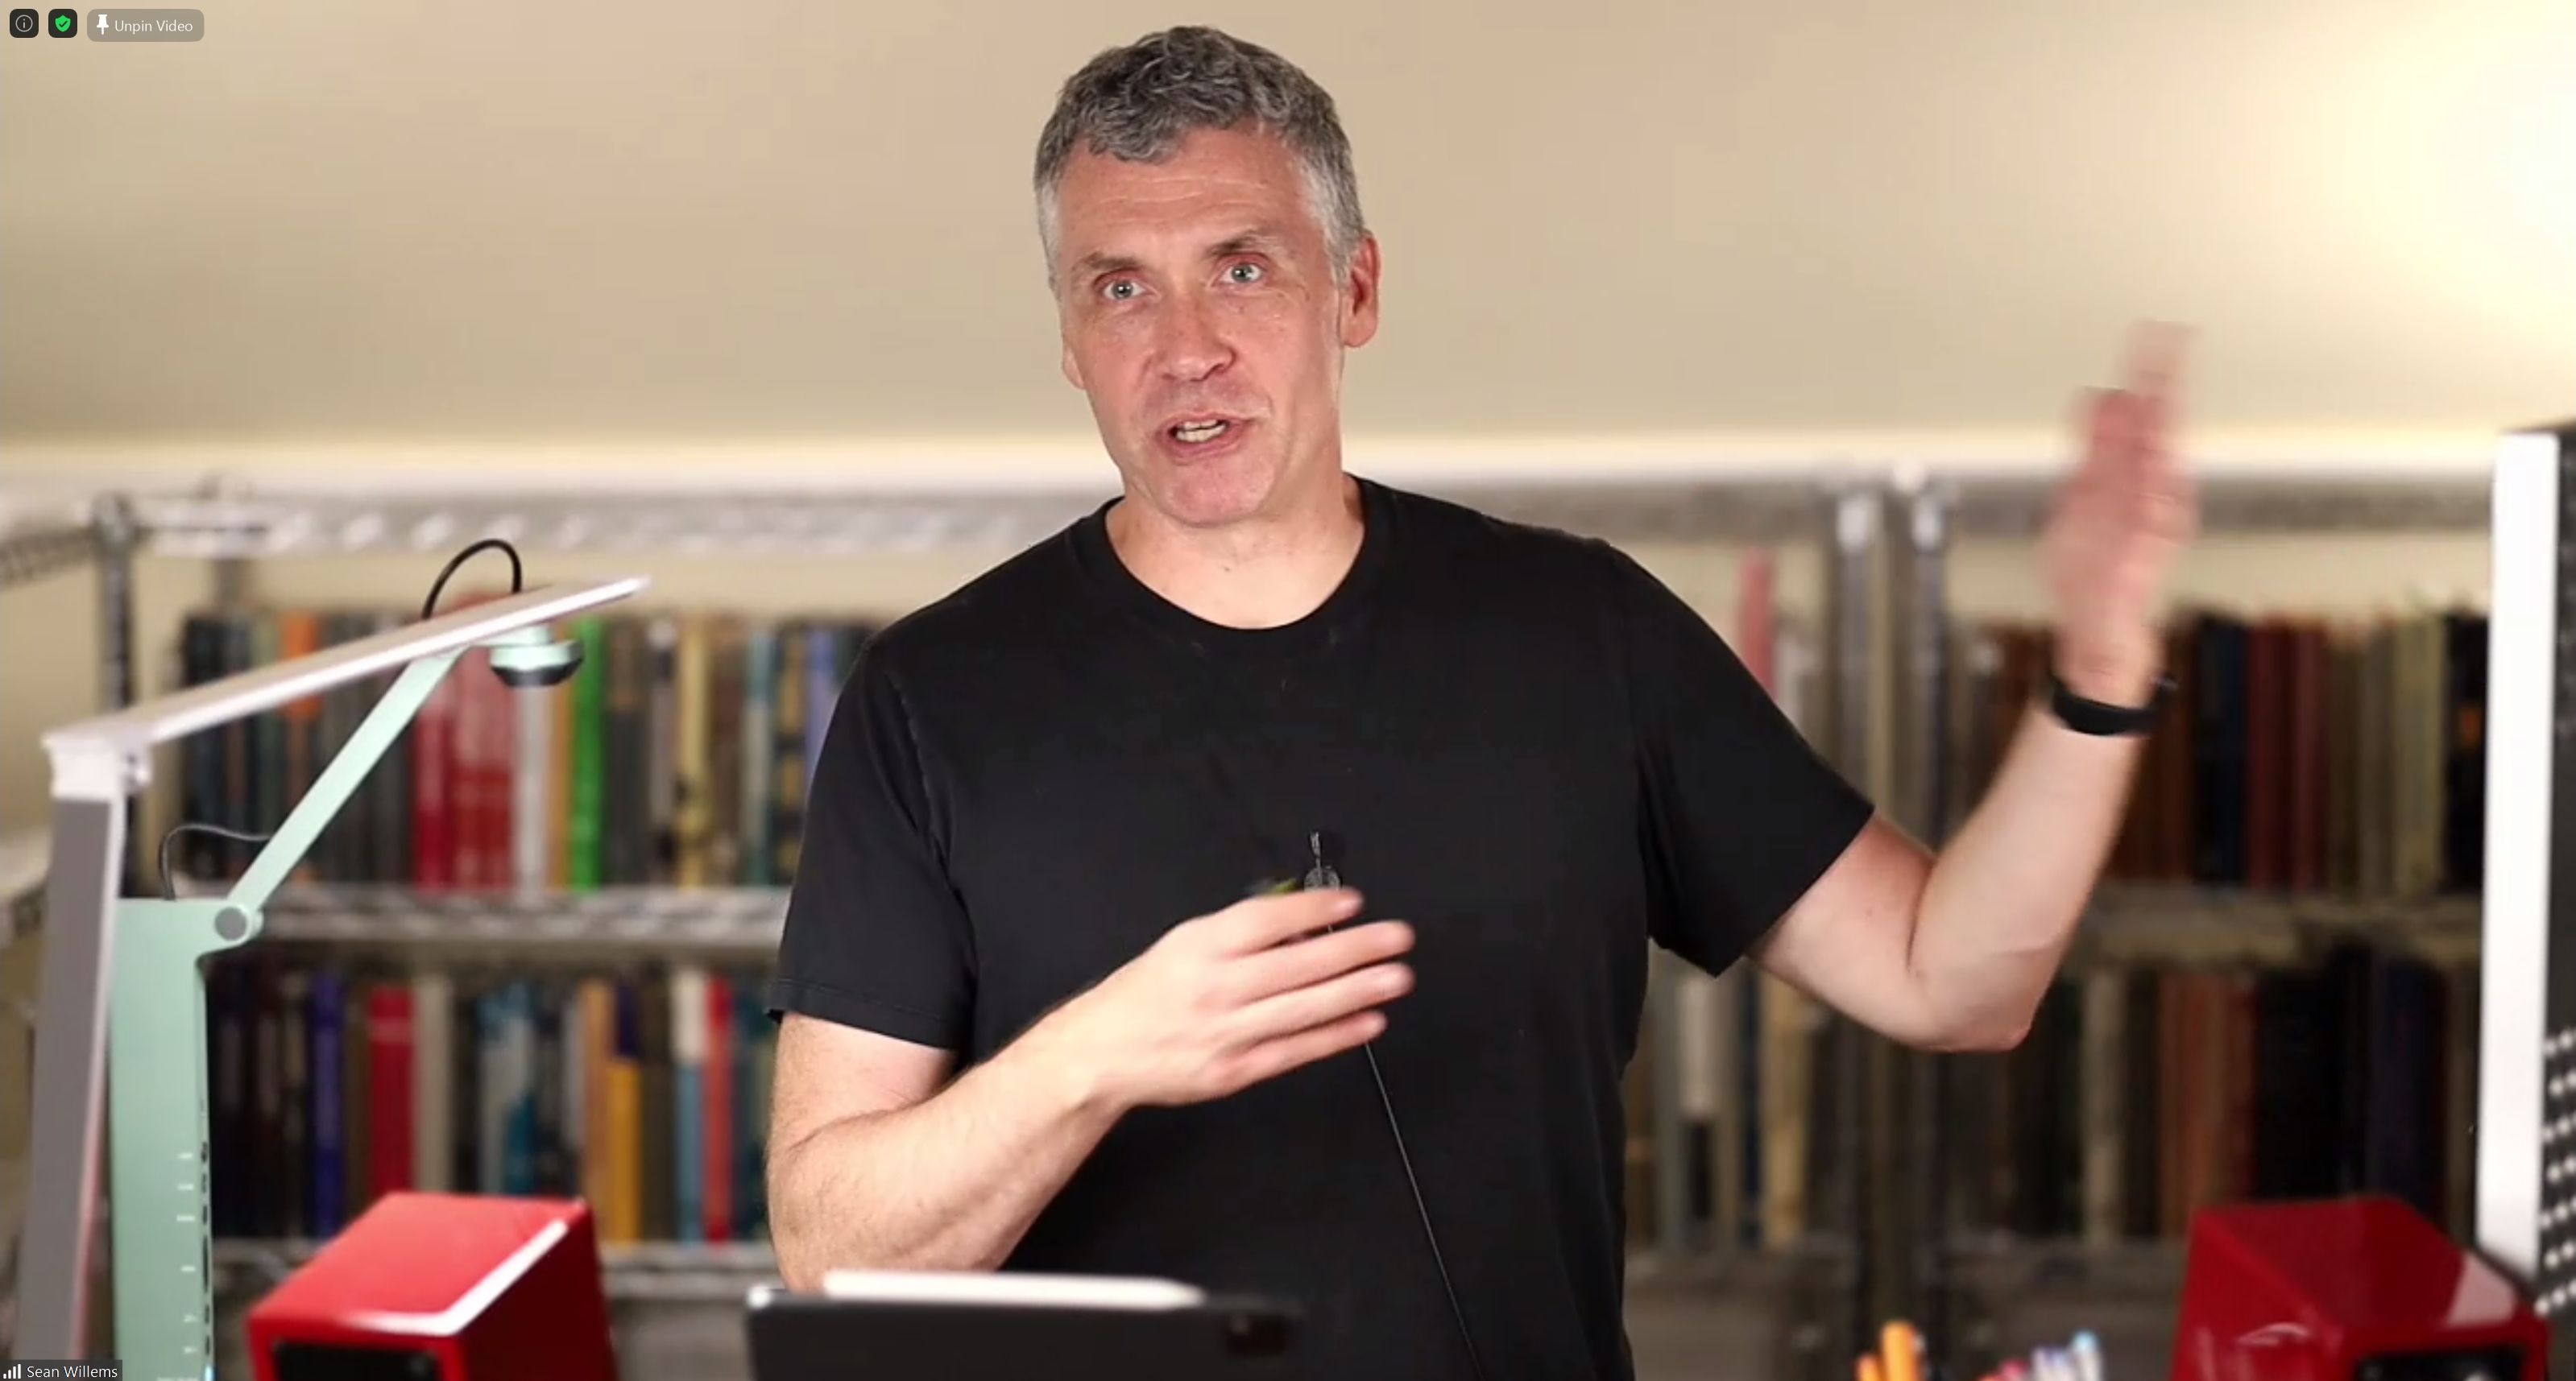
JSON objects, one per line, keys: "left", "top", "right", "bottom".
{"left": 14, "top": 536, "right": 645, "bottom": 1377}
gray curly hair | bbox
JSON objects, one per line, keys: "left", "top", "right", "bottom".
{"left": 1033, "top": 27, "right": 1368, "bottom": 287}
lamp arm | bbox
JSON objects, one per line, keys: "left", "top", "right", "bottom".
{"left": 222, "top": 648, "right": 463, "bottom": 912}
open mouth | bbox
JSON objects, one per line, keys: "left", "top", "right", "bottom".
{"left": 1168, "top": 418, "right": 1235, "bottom": 445}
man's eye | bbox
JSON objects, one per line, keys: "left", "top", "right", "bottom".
{"left": 1102, "top": 279, "right": 1140, "bottom": 302}
{"left": 1227, "top": 263, "right": 1264, "bottom": 284}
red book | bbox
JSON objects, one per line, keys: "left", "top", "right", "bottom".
{"left": 451, "top": 649, "right": 487, "bottom": 891}
{"left": 412, "top": 673, "right": 458, "bottom": 891}
{"left": 463, "top": 645, "right": 517, "bottom": 891}
{"left": 368, "top": 986, "right": 416, "bottom": 1199}
{"left": 438, "top": 589, "right": 516, "bottom": 891}
{"left": 703, "top": 974, "right": 734, "bottom": 1242}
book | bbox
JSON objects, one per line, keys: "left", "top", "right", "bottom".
{"left": 201, "top": 949, "right": 781, "bottom": 1249}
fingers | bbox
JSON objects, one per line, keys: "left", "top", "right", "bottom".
{"left": 2071, "top": 320, "right": 2194, "bottom": 494}
{"left": 1204, "top": 887, "right": 1366, "bottom": 953}
{"left": 1231, "top": 958, "right": 1414, "bottom": 1045}
{"left": 2125, "top": 323, "right": 2196, "bottom": 525}
{"left": 2122, "top": 320, "right": 2189, "bottom": 468}
{"left": 2125, "top": 318, "right": 2190, "bottom": 403}
{"left": 2072, "top": 386, "right": 2125, "bottom": 480}
{"left": 1230, "top": 919, "right": 1415, "bottom": 1000}
{"left": 1226, "top": 1009, "right": 1389, "bottom": 1089}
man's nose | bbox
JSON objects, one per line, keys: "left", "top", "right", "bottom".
{"left": 1155, "top": 294, "right": 1232, "bottom": 381}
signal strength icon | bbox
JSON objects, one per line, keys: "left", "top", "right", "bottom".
{"left": 6, "top": 1360, "right": 26, "bottom": 1379}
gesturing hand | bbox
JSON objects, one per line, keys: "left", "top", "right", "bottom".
{"left": 2040, "top": 322, "right": 2200, "bottom": 706}
{"left": 1026, "top": 887, "right": 1415, "bottom": 1113}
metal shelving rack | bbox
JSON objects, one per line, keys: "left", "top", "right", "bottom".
{"left": 1882, "top": 467, "right": 2497, "bottom": 1363}
{"left": 0, "top": 494, "right": 147, "bottom": 935}
{"left": 0, "top": 833, "right": 48, "bottom": 953}
{"left": 1, "top": 496, "right": 144, "bottom": 726}
{"left": 0, "top": 498, "right": 147, "bottom": 1362}
{"left": 23, "top": 466, "right": 1894, "bottom": 1375}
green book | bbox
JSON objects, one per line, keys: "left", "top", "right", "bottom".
{"left": 567, "top": 617, "right": 608, "bottom": 891}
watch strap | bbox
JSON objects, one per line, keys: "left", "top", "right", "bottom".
{"left": 2044, "top": 668, "right": 2171, "bottom": 737}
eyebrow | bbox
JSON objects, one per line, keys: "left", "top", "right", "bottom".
{"left": 1208, "top": 227, "right": 1290, "bottom": 259}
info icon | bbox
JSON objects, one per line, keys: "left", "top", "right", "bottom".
{"left": 9, "top": 8, "right": 39, "bottom": 35}
{"left": 46, "top": 6, "right": 75, "bottom": 35}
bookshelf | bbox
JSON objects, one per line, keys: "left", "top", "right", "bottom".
{"left": 256, "top": 886, "right": 789, "bottom": 954}
{"left": 14, "top": 466, "right": 1890, "bottom": 1381}
{"left": 23, "top": 461, "right": 2538, "bottom": 1379}
{"left": 1886, "top": 468, "right": 2497, "bottom": 1369}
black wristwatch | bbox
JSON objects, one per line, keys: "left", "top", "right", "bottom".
{"left": 2043, "top": 668, "right": 2172, "bottom": 737}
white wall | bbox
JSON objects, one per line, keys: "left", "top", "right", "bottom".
{"left": 1, "top": 0, "right": 2566, "bottom": 458}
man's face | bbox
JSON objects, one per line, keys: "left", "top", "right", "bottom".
{"left": 1050, "top": 123, "right": 1380, "bottom": 531}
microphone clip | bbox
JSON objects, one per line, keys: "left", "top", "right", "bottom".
{"left": 1301, "top": 830, "right": 1342, "bottom": 891}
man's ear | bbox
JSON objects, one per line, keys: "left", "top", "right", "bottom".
{"left": 1340, "top": 233, "right": 1383, "bottom": 349}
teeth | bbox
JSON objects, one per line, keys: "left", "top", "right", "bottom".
{"left": 1172, "top": 420, "right": 1229, "bottom": 443}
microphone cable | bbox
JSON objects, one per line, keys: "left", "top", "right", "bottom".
{"left": 1203, "top": 726, "right": 1489, "bottom": 1381}
{"left": 1360, "top": 1033, "right": 1489, "bottom": 1381}
{"left": 1290, "top": 830, "right": 1490, "bottom": 1381}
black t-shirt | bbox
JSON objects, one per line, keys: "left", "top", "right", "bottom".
{"left": 768, "top": 477, "right": 1874, "bottom": 1381}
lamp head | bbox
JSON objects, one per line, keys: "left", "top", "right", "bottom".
{"left": 482, "top": 625, "right": 584, "bottom": 689}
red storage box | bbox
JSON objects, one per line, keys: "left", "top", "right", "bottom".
{"left": 246, "top": 1193, "right": 617, "bottom": 1381}
{"left": 2172, "top": 1195, "right": 2546, "bottom": 1381}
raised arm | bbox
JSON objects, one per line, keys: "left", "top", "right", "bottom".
{"left": 1754, "top": 324, "right": 2196, "bottom": 1051}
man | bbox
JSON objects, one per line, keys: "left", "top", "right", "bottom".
{"left": 764, "top": 24, "right": 2193, "bottom": 1381}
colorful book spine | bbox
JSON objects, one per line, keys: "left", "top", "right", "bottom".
{"left": 739, "top": 626, "right": 777, "bottom": 887}
{"left": 671, "top": 965, "right": 707, "bottom": 1243}
{"left": 367, "top": 985, "right": 415, "bottom": 1199}
{"left": 605, "top": 981, "right": 642, "bottom": 1244}
{"left": 579, "top": 978, "right": 615, "bottom": 1234}
{"left": 567, "top": 617, "right": 608, "bottom": 890}
{"left": 309, "top": 969, "right": 346, "bottom": 1238}
{"left": 412, "top": 669, "right": 458, "bottom": 891}
{"left": 412, "top": 969, "right": 451, "bottom": 1194}
{"left": 676, "top": 622, "right": 711, "bottom": 888}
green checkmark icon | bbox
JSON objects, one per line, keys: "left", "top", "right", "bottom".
{"left": 50, "top": 11, "right": 66, "bottom": 29}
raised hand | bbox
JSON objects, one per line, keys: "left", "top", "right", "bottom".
{"left": 1024, "top": 887, "right": 1415, "bottom": 1111}
{"left": 2040, "top": 321, "right": 2199, "bottom": 705}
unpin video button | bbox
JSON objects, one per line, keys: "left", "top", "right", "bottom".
{"left": 89, "top": 7, "right": 203, "bottom": 39}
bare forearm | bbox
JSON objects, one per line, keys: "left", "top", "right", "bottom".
{"left": 1911, "top": 701, "right": 2143, "bottom": 1048}
{"left": 768, "top": 1037, "right": 1122, "bottom": 1286}
{"left": 1802, "top": 321, "right": 2193, "bottom": 1052}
